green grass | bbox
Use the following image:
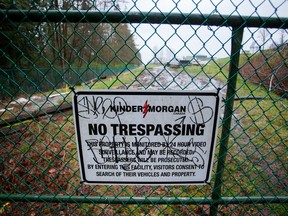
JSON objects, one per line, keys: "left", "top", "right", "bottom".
{"left": 88, "top": 64, "right": 156, "bottom": 89}
{"left": 185, "top": 57, "right": 288, "bottom": 204}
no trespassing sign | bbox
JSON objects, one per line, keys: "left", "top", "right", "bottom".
{"left": 72, "top": 90, "right": 221, "bottom": 185}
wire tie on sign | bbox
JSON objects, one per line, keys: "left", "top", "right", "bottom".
{"left": 70, "top": 86, "right": 77, "bottom": 96}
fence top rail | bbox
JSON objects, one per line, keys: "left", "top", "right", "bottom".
{"left": 0, "top": 10, "right": 287, "bottom": 28}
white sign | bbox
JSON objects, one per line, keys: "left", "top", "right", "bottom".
{"left": 72, "top": 90, "right": 221, "bottom": 184}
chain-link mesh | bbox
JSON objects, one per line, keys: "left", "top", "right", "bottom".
{"left": 0, "top": 0, "right": 287, "bottom": 215}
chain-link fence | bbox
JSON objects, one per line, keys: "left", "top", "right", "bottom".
{"left": 0, "top": 0, "right": 287, "bottom": 215}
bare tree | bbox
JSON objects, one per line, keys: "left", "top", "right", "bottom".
{"left": 279, "top": 29, "right": 287, "bottom": 45}
{"left": 258, "top": 29, "right": 269, "bottom": 50}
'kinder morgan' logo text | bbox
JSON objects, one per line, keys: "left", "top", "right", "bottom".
{"left": 110, "top": 100, "right": 186, "bottom": 118}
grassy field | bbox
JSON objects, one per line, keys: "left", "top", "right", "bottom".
{"left": 184, "top": 57, "right": 288, "bottom": 214}
{"left": 1, "top": 59, "right": 287, "bottom": 215}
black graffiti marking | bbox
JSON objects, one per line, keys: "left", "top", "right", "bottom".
{"left": 85, "top": 136, "right": 155, "bottom": 171}
{"left": 187, "top": 96, "right": 214, "bottom": 124}
{"left": 85, "top": 139, "right": 104, "bottom": 164}
{"left": 161, "top": 135, "right": 205, "bottom": 167}
{"left": 175, "top": 116, "right": 186, "bottom": 124}
{"left": 77, "top": 96, "right": 127, "bottom": 121}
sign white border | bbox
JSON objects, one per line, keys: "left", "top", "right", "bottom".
{"left": 72, "top": 90, "right": 221, "bottom": 185}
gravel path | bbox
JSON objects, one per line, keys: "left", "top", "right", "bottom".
{"left": 125, "top": 66, "right": 226, "bottom": 93}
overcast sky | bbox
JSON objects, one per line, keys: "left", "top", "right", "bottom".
{"left": 121, "top": 0, "right": 288, "bottom": 63}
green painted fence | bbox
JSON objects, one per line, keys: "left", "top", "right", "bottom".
{"left": 0, "top": 1, "right": 287, "bottom": 215}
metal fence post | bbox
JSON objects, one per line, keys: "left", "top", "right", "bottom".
{"left": 210, "top": 26, "right": 244, "bottom": 215}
